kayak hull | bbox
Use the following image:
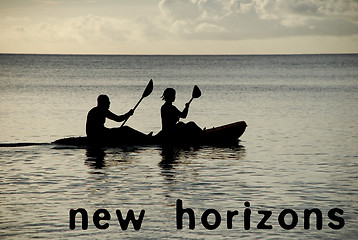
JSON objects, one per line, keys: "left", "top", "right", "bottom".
{"left": 53, "top": 121, "right": 247, "bottom": 147}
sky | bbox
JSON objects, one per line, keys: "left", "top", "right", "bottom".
{"left": 1, "top": 0, "right": 358, "bottom": 54}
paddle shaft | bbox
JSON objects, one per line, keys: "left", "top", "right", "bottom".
{"left": 188, "top": 97, "right": 194, "bottom": 105}
{"left": 120, "top": 79, "right": 153, "bottom": 128}
{"left": 120, "top": 96, "right": 144, "bottom": 127}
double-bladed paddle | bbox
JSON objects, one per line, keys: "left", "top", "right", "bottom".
{"left": 121, "top": 79, "right": 153, "bottom": 127}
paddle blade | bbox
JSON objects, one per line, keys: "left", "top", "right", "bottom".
{"left": 142, "top": 79, "right": 153, "bottom": 98}
{"left": 192, "top": 85, "right": 201, "bottom": 99}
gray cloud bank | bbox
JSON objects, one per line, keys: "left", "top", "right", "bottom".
{"left": 1, "top": 0, "right": 357, "bottom": 53}
{"left": 158, "top": 0, "right": 358, "bottom": 40}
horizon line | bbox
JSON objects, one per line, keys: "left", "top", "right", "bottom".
{"left": 1, "top": 52, "right": 357, "bottom": 56}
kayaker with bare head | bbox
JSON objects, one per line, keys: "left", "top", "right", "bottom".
{"left": 159, "top": 88, "right": 202, "bottom": 140}
{"left": 86, "top": 94, "right": 134, "bottom": 140}
{"left": 161, "top": 88, "right": 189, "bottom": 132}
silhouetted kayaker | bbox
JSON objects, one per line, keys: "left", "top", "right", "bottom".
{"left": 86, "top": 95, "right": 133, "bottom": 138}
{"left": 86, "top": 95, "right": 148, "bottom": 144}
{"left": 159, "top": 88, "right": 202, "bottom": 141}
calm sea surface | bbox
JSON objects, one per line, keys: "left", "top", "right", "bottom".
{"left": 0, "top": 54, "right": 357, "bottom": 239}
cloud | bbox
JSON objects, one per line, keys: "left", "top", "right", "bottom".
{"left": 3, "top": 1, "right": 358, "bottom": 43}
{"left": 0, "top": 0, "right": 357, "bottom": 53}
{"left": 158, "top": 0, "right": 358, "bottom": 40}
{"left": 0, "top": 14, "right": 147, "bottom": 52}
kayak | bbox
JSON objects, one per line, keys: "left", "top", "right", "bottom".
{"left": 53, "top": 121, "right": 247, "bottom": 147}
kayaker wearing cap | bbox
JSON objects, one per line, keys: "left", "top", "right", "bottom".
{"left": 159, "top": 88, "right": 202, "bottom": 140}
{"left": 86, "top": 95, "right": 134, "bottom": 140}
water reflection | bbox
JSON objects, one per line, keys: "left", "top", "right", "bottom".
{"left": 159, "top": 145, "right": 202, "bottom": 168}
{"left": 159, "top": 146, "right": 180, "bottom": 168}
{"left": 84, "top": 144, "right": 246, "bottom": 176}
{"left": 85, "top": 146, "right": 145, "bottom": 170}
{"left": 85, "top": 147, "right": 106, "bottom": 169}
{"left": 159, "top": 144, "right": 246, "bottom": 163}
{"left": 158, "top": 144, "right": 246, "bottom": 183}
{"left": 159, "top": 146, "right": 193, "bottom": 183}
{"left": 201, "top": 144, "right": 246, "bottom": 161}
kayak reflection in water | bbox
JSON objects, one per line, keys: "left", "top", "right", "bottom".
{"left": 86, "top": 94, "right": 147, "bottom": 144}
{"left": 158, "top": 88, "right": 202, "bottom": 142}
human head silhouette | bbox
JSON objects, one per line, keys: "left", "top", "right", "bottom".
{"left": 161, "top": 88, "right": 176, "bottom": 103}
{"left": 97, "top": 95, "right": 110, "bottom": 109}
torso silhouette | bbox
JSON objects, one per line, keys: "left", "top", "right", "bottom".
{"left": 161, "top": 102, "right": 188, "bottom": 133}
{"left": 86, "top": 106, "right": 122, "bottom": 138}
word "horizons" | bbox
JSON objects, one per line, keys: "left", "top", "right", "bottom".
{"left": 69, "top": 199, "right": 344, "bottom": 230}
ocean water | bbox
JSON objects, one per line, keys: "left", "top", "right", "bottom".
{"left": 0, "top": 54, "right": 357, "bottom": 239}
